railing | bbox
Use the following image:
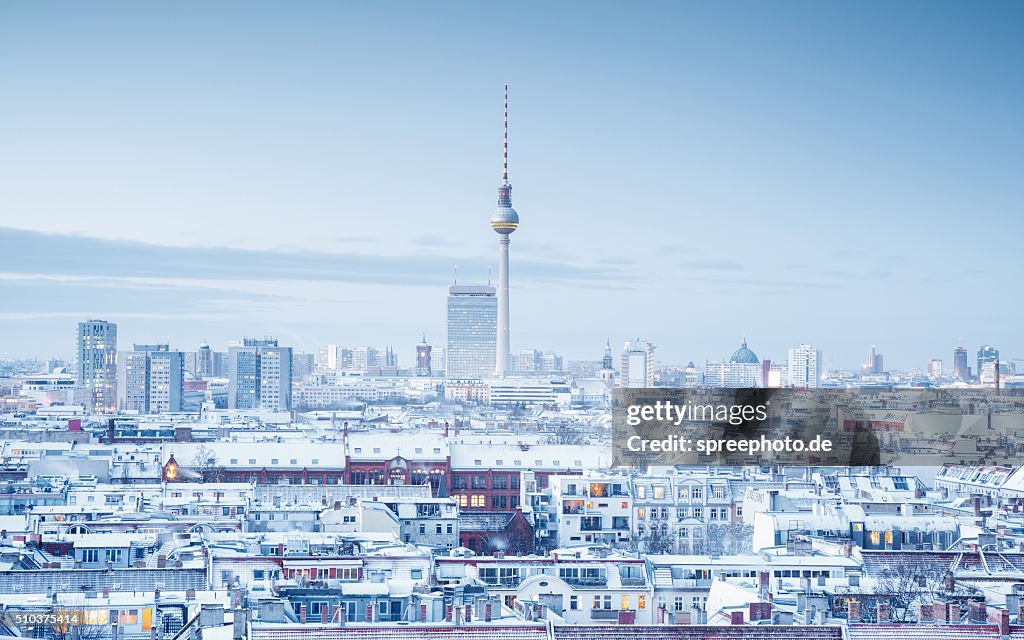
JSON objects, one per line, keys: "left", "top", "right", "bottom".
{"left": 619, "top": 577, "right": 646, "bottom": 587}
{"left": 591, "top": 609, "right": 618, "bottom": 620}
{"left": 564, "top": 576, "right": 607, "bottom": 587}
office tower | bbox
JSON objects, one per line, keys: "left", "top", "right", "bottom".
{"left": 384, "top": 346, "right": 398, "bottom": 368}
{"left": 953, "top": 347, "right": 969, "bottom": 381}
{"left": 446, "top": 284, "right": 497, "bottom": 379}
{"left": 977, "top": 345, "right": 999, "bottom": 381}
{"left": 228, "top": 338, "right": 292, "bottom": 411}
{"left": 620, "top": 339, "right": 655, "bottom": 388}
{"left": 197, "top": 342, "right": 213, "bottom": 378}
{"left": 928, "top": 359, "right": 943, "bottom": 379}
{"left": 292, "top": 352, "right": 315, "bottom": 380}
{"left": 490, "top": 85, "right": 520, "bottom": 377}
{"left": 416, "top": 335, "right": 432, "bottom": 376}
{"left": 148, "top": 349, "right": 184, "bottom": 413}
{"left": 119, "top": 347, "right": 154, "bottom": 412}
{"left": 787, "top": 344, "right": 821, "bottom": 388}
{"left": 76, "top": 319, "right": 118, "bottom": 413}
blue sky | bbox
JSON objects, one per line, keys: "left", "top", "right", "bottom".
{"left": 0, "top": 1, "right": 1021, "bottom": 369}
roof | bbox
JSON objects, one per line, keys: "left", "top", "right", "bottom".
{"left": 459, "top": 512, "right": 517, "bottom": 533}
{"left": 553, "top": 626, "right": 843, "bottom": 640}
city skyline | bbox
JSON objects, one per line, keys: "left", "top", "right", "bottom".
{"left": 1, "top": 2, "right": 1022, "bottom": 368}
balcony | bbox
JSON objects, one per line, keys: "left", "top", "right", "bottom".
{"left": 563, "top": 575, "right": 607, "bottom": 587}
{"left": 619, "top": 577, "right": 646, "bottom": 587}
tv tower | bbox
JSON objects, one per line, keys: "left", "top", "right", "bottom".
{"left": 491, "top": 85, "right": 519, "bottom": 377}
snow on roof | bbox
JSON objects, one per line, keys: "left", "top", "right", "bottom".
{"left": 449, "top": 444, "right": 608, "bottom": 469}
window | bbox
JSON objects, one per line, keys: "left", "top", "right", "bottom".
{"left": 82, "top": 549, "right": 99, "bottom": 563}
{"left": 446, "top": 524, "right": 453, "bottom": 534}
{"left": 471, "top": 495, "right": 485, "bottom": 507}
{"left": 674, "top": 596, "right": 685, "bottom": 611}
{"left": 638, "top": 595, "right": 646, "bottom": 610}
{"left": 569, "top": 595, "right": 578, "bottom": 610}
{"left": 104, "top": 549, "right": 122, "bottom": 564}
{"left": 621, "top": 595, "right": 630, "bottom": 610}
{"left": 411, "top": 569, "right": 423, "bottom": 580}
{"left": 456, "top": 495, "right": 468, "bottom": 507}
{"left": 653, "top": 485, "right": 664, "bottom": 499}
{"left": 691, "top": 487, "right": 703, "bottom": 500}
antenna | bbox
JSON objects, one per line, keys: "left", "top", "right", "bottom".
{"left": 488, "top": 266, "right": 492, "bottom": 286}
{"left": 503, "top": 84, "right": 509, "bottom": 184}
{"left": 453, "top": 265, "right": 458, "bottom": 285}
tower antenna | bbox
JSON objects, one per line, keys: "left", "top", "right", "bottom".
{"left": 453, "top": 265, "right": 458, "bottom": 285}
{"left": 503, "top": 83, "right": 509, "bottom": 184}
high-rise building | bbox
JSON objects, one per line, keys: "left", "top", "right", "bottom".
{"left": 491, "top": 85, "right": 520, "bottom": 377}
{"left": 416, "top": 335, "right": 432, "bottom": 376}
{"left": 446, "top": 285, "right": 497, "bottom": 379}
{"left": 978, "top": 345, "right": 999, "bottom": 381}
{"left": 928, "top": 358, "right": 943, "bottom": 379}
{"left": 197, "top": 342, "right": 214, "bottom": 378}
{"left": 118, "top": 344, "right": 182, "bottom": 413}
{"left": 953, "top": 346, "right": 969, "bottom": 381}
{"left": 228, "top": 338, "right": 292, "bottom": 411}
{"left": 787, "top": 344, "right": 821, "bottom": 388}
{"left": 620, "top": 339, "right": 655, "bottom": 388}
{"left": 148, "top": 349, "right": 184, "bottom": 413}
{"left": 76, "top": 319, "right": 118, "bottom": 413}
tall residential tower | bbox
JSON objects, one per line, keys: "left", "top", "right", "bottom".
{"left": 491, "top": 85, "right": 519, "bottom": 377}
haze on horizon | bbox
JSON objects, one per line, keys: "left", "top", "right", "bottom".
{"left": 0, "top": 1, "right": 1021, "bottom": 369}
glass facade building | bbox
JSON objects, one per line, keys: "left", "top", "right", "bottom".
{"left": 446, "top": 285, "right": 497, "bottom": 379}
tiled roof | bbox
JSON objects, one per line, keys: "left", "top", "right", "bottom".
{"left": 552, "top": 626, "right": 844, "bottom": 640}
{"left": 849, "top": 624, "right": 1001, "bottom": 640}
{"left": 860, "top": 550, "right": 1024, "bottom": 576}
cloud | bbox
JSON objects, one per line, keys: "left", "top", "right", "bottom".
{"left": 682, "top": 259, "right": 747, "bottom": 271}
{"left": 0, "top": 226, "right": 622, "bottom": 287}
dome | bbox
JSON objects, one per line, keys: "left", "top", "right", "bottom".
{"left": 729, "top": 339, "right": 759, "bottom": 364}
{"left": 491, "top": 206, "right": 519, "bottom": 234}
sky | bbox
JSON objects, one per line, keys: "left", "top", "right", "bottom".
{"left": 0, "top": 1, "right": 1022, "bottom": 370}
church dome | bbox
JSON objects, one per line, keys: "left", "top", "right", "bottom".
{"left": 729, "top": 339, "right": 759, "bottom": 364}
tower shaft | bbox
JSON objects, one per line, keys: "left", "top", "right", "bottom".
{"left": 496, "top": 235, "right": 511, "bottom": 376}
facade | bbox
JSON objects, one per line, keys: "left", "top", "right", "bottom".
{"left": 446, "top": 285, "right": 497, "bottom": 379}
{"left": 416, "top": 335, "right": 432, "bottom": 376}
{"left": 978, "top": 345, "right": 1000, "bottom": 378}
{"left": 119, "top": 344, "right": 184, "bottom": 413}
{"left": 76, "top": 319, "right": 118, "bottom": 413}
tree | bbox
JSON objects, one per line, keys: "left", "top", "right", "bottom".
{"left": 872, "top": 563, "right": 980, "bottom": 622}
{"left": 548, "top": 425, "right": 586, "bottom": 446}
{"left": 191, "top": 445, "right": 222, "bottom": 483}
{"left": 706, "top": 523, "right": 754, "bottom": 556}
{"left": 43, "top": 597, "right": 110, "bottom": 640}
{"left": 623, "top": 524, "right": 676, "bottom": 555}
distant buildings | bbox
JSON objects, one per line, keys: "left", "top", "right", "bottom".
{"left": 863, "top": 345, "right": 884, "bottom": 375}
{"left": 703, "top": 339, "right": 761, "bottom": 387}
{"left": 928, "top": 358, "right": 943, "bottom": 379}
{"left": 978, "top": 344, "right": 999, "bottom": 379}
{"left": 446, "top": 285, "right": 497, "bottom": 379}
{"left": 227, "top": 338, "right": 292, "bottom": 411}
{"left": 787, "top": 344, "right": 821, "bottom": 388}
{"left": 75, "top": 319, "right": 118, "bottom": 413}
{"left": 620, "top": 339, "right": 655, "bottom": 388}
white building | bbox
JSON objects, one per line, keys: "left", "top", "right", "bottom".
{"left": 787, "top": 344, "right": 821, "bottom": 389}
{"left": 620, "top": 339, "right": 655, "bottom": 388}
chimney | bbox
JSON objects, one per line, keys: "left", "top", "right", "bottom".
{"left": 934, "top": 601, "right": 948, "bottom": 623}
{"left": 730, "top": 611, "right": 744, "bottom": 625}
{"left": 749, "top": 602, "right": 772, "bottom": 621}
{"left": 419, "top": 604, "right": 427, "bottom": 622}
{"left": 485, "top": 603, "right": 493, "bottom": 622}
{"left": 848, "top": 600, "right": 861, "bottom": 621}
{"left": 759, "top": 571, "right": 769, "bottom": 599}
{"left": 233, "top": 609, "right": 247, "bottom": 640}
{"left": 333, "top": 501, "right": 341, "bottom": 510}
{"left": 445, "top": 604, "right": 453, "bottom": 622}
{"left": 1018, "top": 604, "right": 1024, "bottom": 624}
{"left": 444, "top": 421, "right": 449, "bottom": 437}
{"left": 877, "top": 602, "right": 890, "bottom": 622}
{"left": 988, "top": 606, "right": 1010, "bottom": 635}
{"left": 918, "top": 602, "right": 934, "bottom": 622}
{"left": 157, "top": 555, "right": 166, "bottom": 568}
{"left": 948, "top": 603, "right": 960, "bottom": 623}
{"left": 464, "top": 605, "right": 472, "bottom": 623}
{"left": 186, "top": 588, "right": 196, "bottom": 601}
{"left": 366, "top": 603, "right": 374, "bottom": 623}
{"left": 299, "top": 604, "right": 307, "bottom": 623}
{"left": 968, "top": 600, "right": 986, "bottom": 623}
{"left": 102, "top": 586, "right": 110, "bottom": 598}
